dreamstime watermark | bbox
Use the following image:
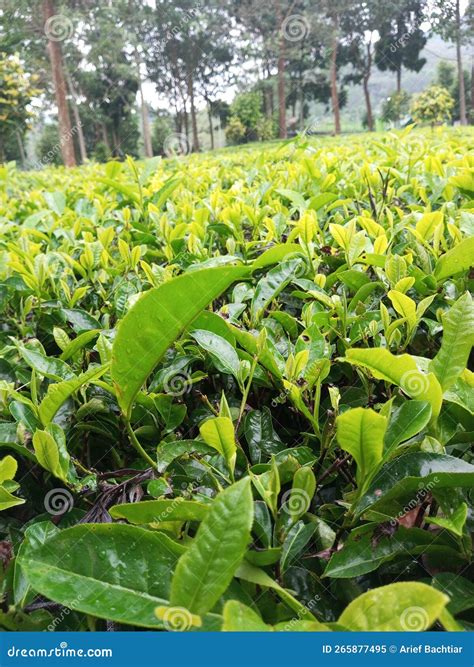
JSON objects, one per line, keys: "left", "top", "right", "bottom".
{"left": 399, "top": 369, "right": 430, "bottom": 398}
{"left": 7, "top": 643, "right": 112, "bottom": 659}
{"left": 33, "top": 122, "right": 83, "bottom": 170}
{"left": 46, "top": 594, "right": 84, "bottom": 632}
{"left": 151, "top": 482, "right": 198, "bottom": 523}
{"left": 44, "top": 14, "right": 73, "bottom": 42}
{"left": 161, "top": 606, "right": 194, "bottom": 631}
{"left": 163, "top": 132, "right": 190, "bottom": 157}
{"left": 400, "top": 606, "right": 430, "bottom": 631}
{"left": 157, "top": 3, "right": 202, "bottom": 50}
{"left": 281, "top": 14, "right": 310, "bottom": 42}
{"left": 44, "top": 488, "right": 74, "bottom": 516}
{"left": 280, "top": 488, "right": 311, "bottom": 516}
{"left": 281, "top": 594, "right": 321, "bottom": 631}
{"left": 389, "top": 14, "right": 427, "bottom": 54}
{"left": 389, "top": 476, "right": 439, "bottom": 527}
{"left": 163, "top": 370, "right": 192, "bottom": 397}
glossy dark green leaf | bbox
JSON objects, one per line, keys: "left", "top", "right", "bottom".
{"left": 324, "top": 524, "right": 464, "bottom": 579}
{"left": 111, "top": 266, "right": 248, "bottom": 415}
{"left": 170, "top": 478, "right": 253, "bottom": 616}
{"left": 109, "top": 499, "right": 210, "bottom": 524}
{"left": 191, "top": 329, "right": 240, "bottom": 377}
{"left": 429, "top": 292, "right": 474, "bottom": 391}
{"left": 281, "top": 522, "right": 316, "bottom": 572}
{"left": 384, "top": 400, "right": 432, "bottom": 452}
{"left": 156, "top": 439, "right": 214, "bottom": 473}
{"left": 355, "top": 453, "right": 474, "bottom": 517}
{"left": 19, "top": 524, "right": 184, "bottom": 628}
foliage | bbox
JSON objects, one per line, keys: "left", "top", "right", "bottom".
{"left": 225, "top": 117, "right": 247, "bottom": 145}
{"left": 0, "top": 127, "right": 472, "bottom": 632}
{"left": 228, "top": 92, "right": 264, "bottom": 142}
{"left": 411, "top": 86, "right": 454, "bottom": 126}
{"left": 0, "top": 53, "right": 40, "bottom": 161}
{"left": 381, "top": 90, "right": 411, "bottom": 125}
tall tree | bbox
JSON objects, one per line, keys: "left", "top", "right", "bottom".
{"left": 430, "top": 0, "right": 469, "bottom": 125}
{"left": 374, "top": 0, "right": 427, "bottom": 93}
{"left": 340, "top": 0, "right": 383, "bottom": 132}
{"left": 42, "top": 0, "right": 76, "bottom": 166}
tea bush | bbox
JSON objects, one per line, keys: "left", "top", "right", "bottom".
{"left": 0, "top": 127, "right": 472, "bottom": 632}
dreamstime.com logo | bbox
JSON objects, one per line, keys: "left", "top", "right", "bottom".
{"left": 44, "top": 14, "right": 73, "bottom": 41}
{"left": 7, "top": 642, "right": 112, "bottom": 659}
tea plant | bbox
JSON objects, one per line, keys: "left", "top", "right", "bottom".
{"left": 0, "top": 128, "right": 473, "bottom": 632}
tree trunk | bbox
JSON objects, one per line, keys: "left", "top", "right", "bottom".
{"left": 363, "top": 42, "right": 374, "bottom": 132}
{"left": 471, "top": 62, "right": 474, "bottom": 124}
{"left": 135, "top": 52, "right": 153, "bottom": 157}
{"left": 396, "top": 67, "right": 402, "bottom": 93}
{"left": 65, "top": 68, "right": 87, "bottom": 163}
{"left": 42, "top": 0, "right": 76, "bottom": 167}
{"left": 101, "top": 124, "right": 111, "bottom": 154}
{"left": 455, "top": 0, "right": 467, "bottom": 125}
{"left": 187, "top": 70, "right": 200, "bottom": 152}
{"left": 274, "top": 0, "right": 287, "bottom": 138}
{"left": 330, "top": 13, "right": 341, "bottom": 135}
{"left": 207, "top": 100, "right": 214, "bottom": 150}
{"left": 16, "top": 130, "right": 26, "bottom": 165}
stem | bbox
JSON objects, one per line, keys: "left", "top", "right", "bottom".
{"left": 237, "top": 355, "right": 258, "bottom": 428}
{"left": 125, "top": 420, "right": 158, "bottom": 470}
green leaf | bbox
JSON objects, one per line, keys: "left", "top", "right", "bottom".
{"left": 338, "top": 582, "right": 449, "bottom": 631}
{"left": 429, "top": 293, "right": 474, "bottom": 391}
{"left": 111, "top": 266, "right": 248, "bottom": 416}
{"left": 434, "top": 236, "right": 474, "bottom": 282}
{"left": 324, "top": 525, "right": 463, "bottom": 579}
{"left": 109, "top": 499, "right": 210, "bottom": 524}
{"left": 156, "top": 440, "right": 214, "bottom": 473}
{"left": 0, "top": 485, "right": 25, "bottom": 511}
{"left": 415, "top": 210, "right": 443, "bottom": 241}
{"left": 17, "top": 346, "right": 75, "bottom": 381}
{"left": 384, "top": 400, "right": 432, "bottom": 452}
{"left": 336, "top": 407, "right": 387, "bottom": 484}
{"left": 59, "top": 329, "right": 101, "bottom": 361}
{"left": 284, "top": 466, "right": 316, "bottom": 524}
{"left": 235, "top": 561, "right": 319, "bottom": 622}
{"left": 388, "top": 290, "right": 417, "bottom": 328}
{"left": 19, "top": 524, "right": 184, "bottom": 628}
{"left": 354, "top": 453, "right": 474, "bottom": 518}
{"left": 0, "top": 423, "right": 36, "bottom": 462}
{"left": 0, "top": 455, "right": 17, "bottom": 483}
{"left": 170, "top": 478, "right": 253, "bottom": 616}
{"left": 199, "top": 417, "right": 237, "bottom": 474}
{"left": 344, "top": 348, "right": 443, "bottom": 418}
{"left": 426, "top": 502, "right": 468, "bottom": 537}
{"left": 38, "top": 364, "right": 108, "bottom": 426}
{"left": 281, "top": 521, "right": 316, "bottom": 572}
{"left": 431, "top": 574, "right": 474, "bottom": 615}
{"left": 251, "top": 259, "right": 303, "bottom": 322}
{"left": 222, "top": 600, "right": 270, "bottom": 631}
{"left": 251, "top": 244, "right": 303, "bottom": 270}
{"left": 32, "top": 428, "right": 69, "bottom": 482}
{"left": 191, "top": 330, "right": 240, "bottom": 378}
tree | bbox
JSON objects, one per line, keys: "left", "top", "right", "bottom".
{"left": 0, "top": 53, "right": 40, "bottom": 163}
{"left": 430, "top": 0, "right": 469, "bottom": 125}
{"left": 411, "top": 85, "right": 454, "bottom": 127}
{"left": 228, "top": 91, "right": 264, "bottom": 141}
{"left": 381, "top": 90, "right": 411, "bottom": 126}
{"left": 42, "top": 0, "right": 76, "bottom": 166}
{"left": 340, "top": 0, "right": 384, "bottom": 132}
{"left": 436, "top": 60, "right": 471, "bottom": 123}
{"left": 374, "top": 0, "right": 427, "bottom": 92}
